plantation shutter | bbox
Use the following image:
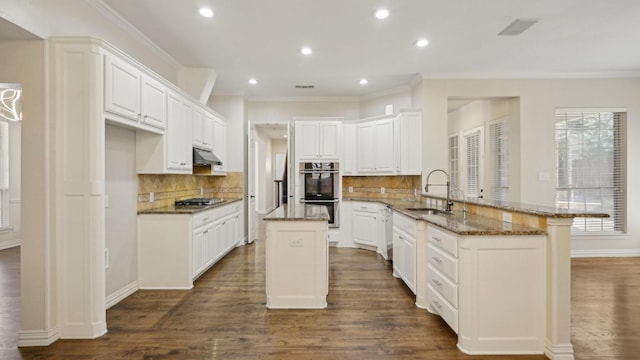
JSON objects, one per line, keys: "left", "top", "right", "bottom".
{"left": 463, "top": 128, "right": 481, "bottom": 197}
{"left": 555, "top": 111, "right": 626, "bottom": 233}
{"left": 490, "top": 119, "right": 509, "bottom": 202}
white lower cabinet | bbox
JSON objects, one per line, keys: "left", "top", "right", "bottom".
{"left": 138, "top": 201, "right": 243, "bottom": 289}
{"left": 392, "top": 211, "right": 419, "bottom": 294}
{"left": 352, "top": 202, "right": 379, "bottom": 248}
{"left": 424, "top": 224, "right": 547, "bottom": 355}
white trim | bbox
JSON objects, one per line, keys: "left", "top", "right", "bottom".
{"left": 571, "top": 249, "right": 640, "bottom": 258}
{"left": 212, "top": 89, "right": 245, "bottom": 97}
{"left": 0, "top": 238, "right": 19, "bottom": 250}
{"left": 421, "top": 71, "right": 640, "bottom": 79}
{"left": 105, "top": 281, "right": 139, "bottom": 310}
{"left": 86, "top": 0, "right": 182, "bottom": 71}
{"left": 556, "top": 107, "right": 627, "bottom": 114}
{"left": 544, "top": 340, "right": 575, "bottom": 360}
{"left": 17, "top": 327, "right": 60, "bottom": 347}
{"left": 247, "top": 96, "right": 360, "bottom": 102}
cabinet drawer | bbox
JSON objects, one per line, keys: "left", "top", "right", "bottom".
{"left": 352, "top": 202, "right": 378, "bottom": 213}
{"left": 427, "top": 284, "right": 458, "bottom": 334}
{"left": 428, "top": 243, "right": 458, "bottom": 282}
{"left": 193, "top": 209, "right": 216, "bottom": 229}
{"left": 427, "top": 264, "right": 458, "bottom": 307}
{"left": 393, "top": 212, "right": 417, "bottom": 236}
{"left": 428, "top": 226, "right": 457, "bottom": 257}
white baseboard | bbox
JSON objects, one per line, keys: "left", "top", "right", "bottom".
{"left": 571, "top": 248, "right": 640, "bottom": 258}
{"left": 0, "top": 238, "right": 20, "bottom": 250}
{"left": 18, "top": 327, "right": 60, "bottom": 347}
{"left": 105, "top": 281, "right": 139, "bottom": 309}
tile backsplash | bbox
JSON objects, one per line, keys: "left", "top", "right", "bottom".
{"left": 342, "top": 175, "right": 421, "bottom": 201}
{"left": 138, "top": 172, "right": 243, "bottom": 211}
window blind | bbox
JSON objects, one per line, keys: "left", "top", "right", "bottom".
{"left": 490, "top": 119, "right": 509, "bottom": 202}
{"left": 463, "top": 128, "right": 481, "bottom": 197}
{"left": 0, "top": 121, "right": 9, "bottom": 229}
{"left": 555, "top": 111, "right": 626, "bottom": 233}
{"left": 448, "top": 134, "right": 459, "bottom": 197}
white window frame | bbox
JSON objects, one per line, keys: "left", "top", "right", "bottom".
{"left": 462, "top": 126, "right": 484, "bottom": 199}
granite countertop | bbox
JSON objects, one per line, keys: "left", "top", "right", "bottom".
{"left": 419, "top": 194, "right": 610, "bottom": 219}
{"left": 344, "top": 197, "right": 545, "bottom": 236}
{"left": 264, "top": 204, "right": 330, "bottom": 222}
{"left": 137, "top": 197, "right": 243, "bottom": 215}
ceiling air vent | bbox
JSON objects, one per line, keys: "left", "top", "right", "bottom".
{"left": 295, "top": 85, "right": 315, "bottom": 89}
{"left": 498, "top": 18, "right": 539, "bottom": 36}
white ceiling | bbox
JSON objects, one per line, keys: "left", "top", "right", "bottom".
{"left": 5, "top": 0, "right": 640, "bottom": 99}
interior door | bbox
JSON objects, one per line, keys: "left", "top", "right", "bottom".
{"left": 248, "top": 127, "right": 258, "bottom": 243}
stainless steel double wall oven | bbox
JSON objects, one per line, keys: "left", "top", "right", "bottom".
{"left": 299, "top": 162, "right": 339, "bottom": 227}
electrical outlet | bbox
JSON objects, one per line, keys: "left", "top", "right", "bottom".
{"left": 348, "top": 186, "right": 353, "bottom": 193}
{"left": 200, "top": 187, "right": 204, "bottom": 195}
{"left": 502, "top": 212, "right": 513, "bottom": 223}
{"left": 381, "top": 187, "right": 385, "bottom": 194}
{"left": 149, "top": 192, "right": 154, "bottom": 202}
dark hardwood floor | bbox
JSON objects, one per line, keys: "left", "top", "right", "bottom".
{"left": 1, "top": 223, "right": 639, "bottom": 359}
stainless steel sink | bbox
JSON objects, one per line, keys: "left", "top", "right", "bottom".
{"left": 404, "top": 207, "right": 451, "bottom": 216}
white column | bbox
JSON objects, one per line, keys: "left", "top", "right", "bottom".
{"left": 51, "top": 38, "right": 107, "bottom": 339}
{"left": 545, "top": 218, "right": 574, "bottom": 360}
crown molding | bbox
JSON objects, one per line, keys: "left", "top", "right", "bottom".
{"left": 247, "top": 96, "right": 360, "bottom": 102}
{"left": 420, "top": 71, "right": 640, "bottom": 79}
{"left": 87, "top": 0, "right": 182, "bottom": 71}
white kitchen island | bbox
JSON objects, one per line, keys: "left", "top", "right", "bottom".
{"left": 264, "top": 204, "right": 329, "bottom": 309}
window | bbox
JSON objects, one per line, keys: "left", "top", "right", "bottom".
{"left": 448, "top": 134, "right": 459, "bottom": 197}
{"left": 490, "top": 118, "right": 509, "bottom": 201}
{"left": 555, "top": 111, "right": 626, "bottom": 233}
{"left": 0, "top": 121, "right": 8, "bottom": 229}
{"left": 462, "top": 127, "right": 483, "bottom": 198}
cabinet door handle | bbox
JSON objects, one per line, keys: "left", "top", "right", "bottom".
{"left": 433, "top": 279, "right": 442, "bottom": 287}
{"left": 432, "top": 256, "right": 442, "bottom": 263}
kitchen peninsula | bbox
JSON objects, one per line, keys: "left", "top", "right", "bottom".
{"left": 264, "top": 204, "right": 330, "bottom": 309}
{"left": 341, "top": 193, "right": 608, "bottom": 360}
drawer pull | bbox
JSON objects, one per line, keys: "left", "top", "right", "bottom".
{"left": 433, "top": 300, "right": 443, "bottom": 309}
{"left": 360, "top": 206, "right": 368, "bottom": 210}
{"left": 432, "top": 256, "right": 442, "bottom": 263}
{"left": 433, "top": 236, "right": 443, "bottom": 243}
{"left": 202, "top": 218, "right": 210, "bottom": 222}
{"left": 433, "top": 279, "right": 442, "bottom": 287}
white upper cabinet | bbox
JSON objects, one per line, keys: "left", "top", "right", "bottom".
{"left": 342, "top": 123, "right": 357, "bottom": 175}
{"left": 192, "top": 105, "right": 214, "bottom": 150}
{"left": 140, "top": 76, "right": 167, "bottom": 129}
{"left": 357, "top": 118, "right": 394, "bottom": 173}
{"left": 212, "top": 115, "right": 227, "bottom": 174}
{"left": 104, "top": 54, "right": 166, "bottom": 131}
{"left": 295, "top": 121, "right": 342, "bottom": 161}
{"left": 104, "top": 55, "right": 141, "bottom": 121}
{"left": 166, "top": 91, "right": 192, "bottom": 172}
{"left": 394, "top": 111, "right": 422, "bottom": 175}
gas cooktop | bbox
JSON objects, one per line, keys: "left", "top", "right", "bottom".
{"left": 175, "top": 198, "right": 225, "bottom": 206}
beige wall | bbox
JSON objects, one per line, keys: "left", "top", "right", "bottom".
{"left": 359, "top": 88, "right": 413, "bottom": 119}
{"left": 423, "top": 78, "right": 640, "bottom": 254}
{"left": 248, "top": 99, "right": 360, "bottom": 123}
{"left": 0, "top": 39, "right": 51, "bottom": 337}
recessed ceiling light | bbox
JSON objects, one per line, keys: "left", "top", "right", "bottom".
{"left": 199, "top": 7, "right": 214, "bottom": 18}
{"left": 248, "top": 78, "right": 257, "bottom": 85}
{"left": 374, "top": 9, "right": 389, "bottom": 19}
{"left": 359, "top": 79, "right": 369, "bottom": 85}
{"left": 415, "top": 38, "right": 429, "bottom": 47}
{"left": 300, "top": 47, "right": 312, "bottom": 55}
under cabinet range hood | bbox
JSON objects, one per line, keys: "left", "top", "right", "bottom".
{"left": 193, "top": 147, "right": 223, "bottom": 166}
